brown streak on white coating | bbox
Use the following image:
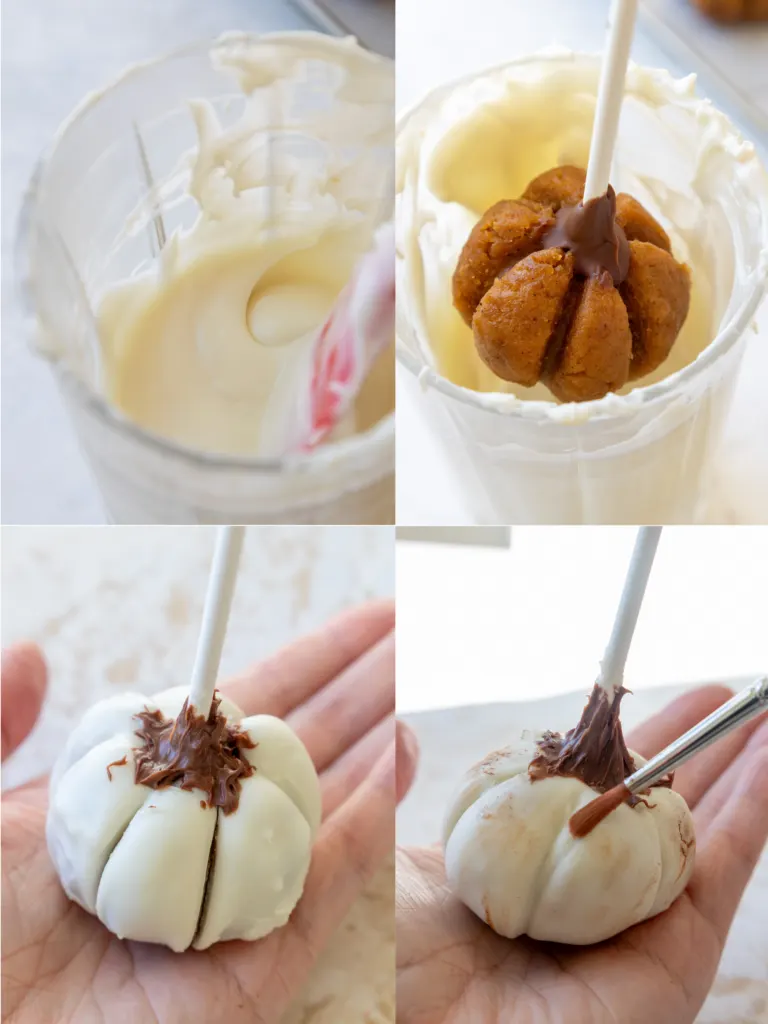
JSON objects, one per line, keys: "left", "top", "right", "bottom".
{"left": 569, "top": 782, "right": 631, "bottom": 838}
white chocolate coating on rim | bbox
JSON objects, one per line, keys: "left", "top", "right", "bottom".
{"left": 98, "top": 33, "right": 394, "bottom": 458}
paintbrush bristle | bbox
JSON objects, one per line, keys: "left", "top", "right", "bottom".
{"left": 569, "top": 782, "right": 631, "bottom": 838}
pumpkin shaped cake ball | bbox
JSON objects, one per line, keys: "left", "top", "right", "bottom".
{"left": 452, "top": 166, "right": 691, "bottom": 403}
{"left": 443, "top": 682, "right": 695, "bottom": 945}
{"left": 46, "top": 685, "right": 321, "bottom": 952}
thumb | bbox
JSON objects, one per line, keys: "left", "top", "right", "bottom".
{"left": 1, "top": 643, "right": 48, "bottom": 761}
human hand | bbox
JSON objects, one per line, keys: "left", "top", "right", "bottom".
{"left": 2, "top": 601, "right": 415, "bottom": 1024}
{"left": 396, "top": 686, "right": 768, "bottom": 1024}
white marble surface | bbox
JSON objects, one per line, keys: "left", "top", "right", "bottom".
{"left": 1, "top": 524, "right": 395, "bottom": 1023}
{"left": 398, "top": 689, "right": 768, "bottom": 1024}
{"left": 395, "top": 0, "right": 768, "bottom": 526}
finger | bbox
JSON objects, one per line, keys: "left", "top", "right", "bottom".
{"left": 396, "top": 719, "right": 419, "bottom": 804}
{"left": 318, "top": 713, "right": 417, "bottom": 821}
{"left": 694, "top": 716, "right": 768, "bottom": 836}
{"left": 1, "top": 643, "right": 48, "bottom": 762}
{"left": 688, "top": 742, "right": 768, "bottom": 946}
{"left": 287, "top": 631, "right": 394, "bottom": 773}
{"left": 674, "top": 711, "right": 767, "bottom": 811}
{"left": 221, "top": 600, "right": 394, "bottom": 718}
{"left": 294, "top": 738, "right": 395, "bottom": 954}
{"left": 321, "top": 715, "right": 394, "bottom": 819}
{"left": 627, "top": 685, "right": 734, "bottom": 760}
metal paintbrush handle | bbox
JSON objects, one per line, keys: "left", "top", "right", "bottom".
{"left": 627, "top": 676, "right": 768, "bottom": 794}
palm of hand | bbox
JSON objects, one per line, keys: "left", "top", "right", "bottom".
{"left": 3, "top": 780, "right": 311, "bottom": 1024}
{"left": 397, "top": 687, "right": 768, "bottom": 1024}
{"left": 2, "top": 604, "right": 399, "bottom": 1024}
{"left": 397, "top": 845, "right": 718, "bottom": 1024}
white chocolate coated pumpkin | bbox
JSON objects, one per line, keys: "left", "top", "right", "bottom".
{"left": 47, "top": 687, "right": 321, "bottom": 951}
{"left": 443, "top": 736, "right": 695, "bottom": 945}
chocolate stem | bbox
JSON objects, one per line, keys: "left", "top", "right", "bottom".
{"left": 131, "top": 694, "right": 255, "bottom": 815}
{"left": 541, "top": 186, "right": 629, "bottom": 286}
{"left": 528, "top": 683, "right": 672, "bottom": 804}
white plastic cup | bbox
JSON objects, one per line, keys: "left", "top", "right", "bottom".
{"left": 397, "top": 53, "right": 768, "bottom": 525}
{"left": 18, "top": 33, "right": 394, "bottom": 525}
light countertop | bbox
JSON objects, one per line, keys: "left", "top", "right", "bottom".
{"left": 1, "top": 524, "right": 395, "bottom": 1023}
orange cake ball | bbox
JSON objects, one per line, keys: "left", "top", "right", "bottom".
{"left": 452, "top": 166, "right": 691, "bottom": 403}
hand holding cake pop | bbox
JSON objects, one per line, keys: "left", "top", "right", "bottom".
{"left": 399, "top": 683, "right": 768, "bottom": 1023}
{"left": 443, "top": 528, "right": 697, "bottom": 945}
{"left": 45, "top": 527, "right": 321, "bottom": 952}
{"left": 4, "top": 601, "right": 405, "bottom": 1023}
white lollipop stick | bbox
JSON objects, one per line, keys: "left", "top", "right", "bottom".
{"left": 187, "top": 526, "right": 246, "bottom": 717}
{"left": 598, "top": 526, "right": 662, "bottom": 702}
{"left": 583, "top": 0, "right": 639, "bottom": 202}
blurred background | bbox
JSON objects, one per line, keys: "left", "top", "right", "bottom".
{"left": 396, "top": 525, "right": 767, "bottom": 713}
{"left": 396, "top": 0, "right": 768, "bottom": 127}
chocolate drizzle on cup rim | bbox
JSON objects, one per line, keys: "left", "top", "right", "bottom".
{"left": 126, "top": 694, "right": 255, "bottom": 814}
{"left": 528, "top": 683, "right": 673, "bottom": 804}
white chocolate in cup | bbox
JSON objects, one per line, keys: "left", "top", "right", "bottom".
{"left": 396, "top": 51, "right": 768, "bottom": 525}
{"left": 19, "top": 32, "right": 395, "bottom": 524}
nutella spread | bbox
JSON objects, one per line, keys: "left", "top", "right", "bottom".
{"left": 542, "top": 186, "right": 629, "bottom": 286}
{"left": 131, "top": 694, "right": 255, "bottom": 814}
{"left": 528, "top": 683, "right": 672, "bottom": 802}
{"left": 105, "top": 754, "right": 128, "bottom": 781}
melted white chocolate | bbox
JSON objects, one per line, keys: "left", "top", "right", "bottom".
{"left": 397, "top": 52, "right": 768, "bottom": 416}
{"left": 99, "top": 33, "right": 394, "bottom": 457}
